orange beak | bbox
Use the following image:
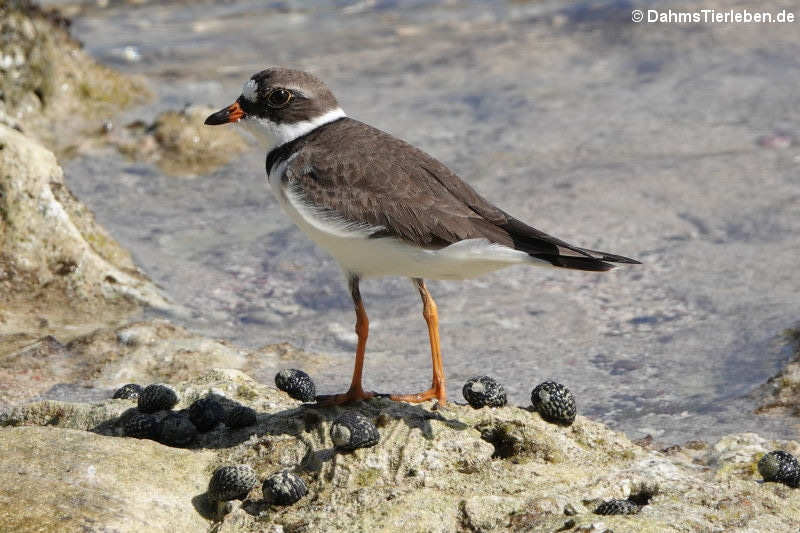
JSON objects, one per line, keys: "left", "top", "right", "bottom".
{"left": 204, "top": 101, "right": 245, "bottom": 125}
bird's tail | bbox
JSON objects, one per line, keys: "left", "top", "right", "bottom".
{"left": 500, "top": 217, "right": 640, "bottom": 272}
{"left": 529, "top": 247, "right": 640, "bottom": 272}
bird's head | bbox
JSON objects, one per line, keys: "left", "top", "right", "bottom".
{"left": 204, "top": 67, "right": 346, "bottom": 151}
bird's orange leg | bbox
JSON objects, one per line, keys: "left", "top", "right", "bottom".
{"left": 315, "top": 276, "right": 376, "bottom": 405}
{"left": 390, "top": 279, "right": 447, "bottom": 404}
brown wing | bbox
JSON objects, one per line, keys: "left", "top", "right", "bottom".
{"left": 279, "top": 118, "right": 638, "bottom": 270}
{"left": 281, "top": 118, "right": 511, "bottom": 248}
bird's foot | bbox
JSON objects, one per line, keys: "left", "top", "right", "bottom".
{"left": 314, "top": 387, "right": 378, "bottom": 406}
{"left": 390, "top": 385, "right": 446, "bottom": 404}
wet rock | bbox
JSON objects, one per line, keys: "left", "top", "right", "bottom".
{"left": 113, "top": 105, "right": 247, "bottom": 176}
{"left": 757, "top": 132, "right": 794, "bottom": 149}
{"left": 0, "top": 336, "right": 70, "bottom": 404}
{"left": 109, "top": 45, "right": 142, "bottom": 64}
{"left": 1, "top": 318, "right": 336, "bottom": 412}
{"left": 757, "top": 328, "right": 800, "bottom": 417}
{"left": 0, "top": 126, "right": 171, "bottom": 367}
{"left": 0, "top": 1, "right": 147, "bottom": 151}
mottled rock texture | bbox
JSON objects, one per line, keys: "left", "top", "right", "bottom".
{"left": 758, "top": 327, "right": 800, "bottom": 416}
{"left": 0, "top": 318, "right": 336, "bottom": 406}
{"left": 0, "top": 127, "right": 170, "bottom": 366}
{"left": 1, "top": 368, "right": 799, "bottom": 532}
{"left": 0, "top": 0, "right": 147, "bottom": 151}
{"left": 113, "top": 105, "right": 247, "bottom": 176}
{"left": 0, "top": 425, "right": 213, "bottom": 531}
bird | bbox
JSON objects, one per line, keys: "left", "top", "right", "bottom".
{"left": 205, "top": 67, "right": 639, "bottom": 406}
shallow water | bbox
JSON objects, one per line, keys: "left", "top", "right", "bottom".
{"left": 47, "top": 0, "right": 800, "bottom": 442}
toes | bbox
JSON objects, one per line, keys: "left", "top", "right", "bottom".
{"left": 389, "top": 387, "right": 447, "bottom": 404}
{"left": 313, "top": 390, "right": 377, "bottom": 406}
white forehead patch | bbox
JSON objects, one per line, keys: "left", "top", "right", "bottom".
{"left": 242, "top": 79, "right": 258, "bottom": 102}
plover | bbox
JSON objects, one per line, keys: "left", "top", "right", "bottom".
{"left": 205, "top": 68, "right": 639, "bottom": 405}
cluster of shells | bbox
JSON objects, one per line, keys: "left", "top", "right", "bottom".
{"left": 113, "top": 382, "right": 257, "bottom": 447}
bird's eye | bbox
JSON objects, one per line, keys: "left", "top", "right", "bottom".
{"left": 267, "top": 88, "right": 293, "bottom": 108}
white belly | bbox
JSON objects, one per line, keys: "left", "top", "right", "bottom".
{"left": 268, "top": 160, "right": 544, "bottom": 280}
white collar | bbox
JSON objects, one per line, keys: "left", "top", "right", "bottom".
{"left": 238, "top": 107, "right": 346, "bottom": 152}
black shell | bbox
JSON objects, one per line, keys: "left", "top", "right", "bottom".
{"left": 226, "top": 405, "right": 257, "bottom": 429}
{"left": 137, "top": 383, "right": 179, "bottom": 413}
{"left": 462, "top": 376, "right": 507, "bottom": 408}
{"left": 531, "top": 381, "right": 576, "bottom": 425}
{"left": 758, "top": 450, "right": 800, "bottom": 487}
{"left": 594, "top": 499, "right": 640, "bottom": 515}
{"left": 208, "top": 464, "right": 258, "bottom": 502}
{"left": 187, "top": 397, "right": 225, "bottom": 432}
{"left": 157, "top": 411, "right": 198, "bottom": 447}
{"left": 262, "top": 470, "right": 308, "bottom": 505}
{"left": 113, "top": 383, "right": 143, "bottom": 400}
{"left": 275, "top": 369, "right": 316, "bottom": 402}
{"left": 124, "top": 412, "right": 158, "bottom": 439}
{"left": 330, "top": 411, "right": 379, "bottom": 451}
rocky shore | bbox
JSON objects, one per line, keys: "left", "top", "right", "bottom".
{"left": 2, "top": 1, "right": 800, "bottom": 531}
{"left": 0, "top": 0, "right": 244, "bottom": 361}
{"left": 0, "top": 0, "right": 171, "bottom": 359}
{"left": 3, "top": 359, "right": 800, "bottom": 532}
{"left": 0, "top": 125, "right": 173, "bottom": 354}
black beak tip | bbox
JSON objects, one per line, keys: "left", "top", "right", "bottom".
{"left": 205, "top": 103, "right": 245, "bottom": 125}
{"left": 204, "top": 111, "right": 227, "bottom": 126}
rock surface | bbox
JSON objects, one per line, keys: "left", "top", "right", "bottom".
{"left": 0, "top": 126, "right": 170, "bottom": 360}
{"left": 758, "top": 327, "right": 800, "bottom": 416}
{"left": 0, "top": 0, "right": 147, "bottom": 152}
{"left": 112, "top": 105, "right": 247, "bottom": 176}
{"left": 0, "top": 1, "right": 172, "bottom": 371}
{"left": 0, "top": 317, "right": 336, "bottom": 405}
{"left": 0, "top": 425, "right": 213, "bottom": 531}
{"left": 2, "top": 368, "right": 799, "bottom": 532}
